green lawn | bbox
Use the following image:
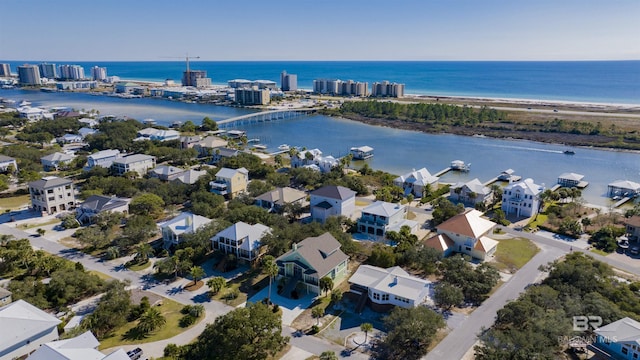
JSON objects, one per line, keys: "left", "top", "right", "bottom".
{"left": 98, "top": 298, "right": 202, "bottom": 350}
{"left": 590, "top": 248, "right": 610, "bottom": 256}
{"left": 127, "top": 261, "right": 151, "bottom": 271}
{"left": 19, "top": 218, "right": 60, "bottom": 229}
{"left": 493, "top": 237, "right": 540, "bottom": 272}
{"left": 88, "top": 270, "right": 112, "bottom": 281}
{"left": 210, "top": 269, "right": 269, "bottom": 307}
{"left": 527, "top": 214, "right": 548, "bottom": 230}
{"left": 0, "top": 194, "right": 30, "bottom": 211}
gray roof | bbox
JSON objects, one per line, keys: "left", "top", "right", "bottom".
{"left": 558, "top": 172, "right": 584, "bottom": 181}
{"left": 214, "top": 222, "right": 271, "bottom": 252}
{"left": 0, "top": 155, "right": 16, "bottom": 162}
{"left": 41, "top": 152, "right": 75, "bottom": 162}
{"left": 310, "top": 185, "right": 356, "bottom": 200}
{"left": 255, "top": 187, "right": 306, "bottom": 205}
{"left": 348, "top": 265, "right": 431, "bottom": 303}
{"left": 277, "top": 232, "right": 348, "bottom": 278}
{"left": 0, "top": 299, "right": 61, "bottom": 352}
{"left": 113, "top": 154, "right": 155, "bottom": 164}
{"left": 594, "top": 317, "right": 640, "bottom": 345}
{"left": 150, "top": 165, "right": 183, "bottom": 177}
{"left": 0, "top": 287, "right": 11, "bottom": 298}
{"left": 362, "top": 201, "right": 405, "bottom": 217}
{"left": 29, "top": 176, "right": 72, "bottom": 189}
{"left": 216, "top": 147, "right": 239, "bottom": 157}
{"left": 78, "top": 195, "right": 128, "bottom": 212}
{"left": 216, "top": 167, "right": 248, "bottom": 179}
{"left": 173, "top": 169, "right": 207, "bottom": 185}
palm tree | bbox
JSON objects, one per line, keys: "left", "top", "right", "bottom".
{"left": 189, "top": 266, "right": 205, "bottom": 286}
{"left": 360, "top": 322, "right": 373, "bottom": 343}
{"left": 137, "top": 307, "right": 166, "bottom": 333}
{"left": 135, "top": 243, "right": 154, "bottom": 264}
{"left": 262, "top": 255, "right": 279, "bottom": 304}
{"left": 312, "top": 306, "right": 324, "bottom": 325}
{"left": 206, "top": 276, "right": 226, "bottom": 295}
{"left": 319, "top": 276, "right": 333, "bottom": 297}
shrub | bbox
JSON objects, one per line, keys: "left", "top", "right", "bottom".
{"left": 179, "top": 314, "right": 196, "bottom": 327}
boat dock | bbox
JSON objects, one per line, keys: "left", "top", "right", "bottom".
{"left": 613, "top": 196, "right": 633, "bottom": 208}
{"left": 483, "top": 169, "right": 522, "bottom": 186}
{"left": 550, "top": 184, "right": 561, "bottom": 191}
{"left": 434, "top": 167, "right": 452, "bottom": 177}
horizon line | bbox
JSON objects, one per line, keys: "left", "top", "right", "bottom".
{"left": 1, "top": 59, "right": 639, "bottom": 63}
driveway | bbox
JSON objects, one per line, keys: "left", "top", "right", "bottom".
{"left": 246, "top": 283, "right": 315, "bottom": 326}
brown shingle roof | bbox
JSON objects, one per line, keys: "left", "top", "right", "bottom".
{"left": 423, "top": 233, "right": 454, "bottom": 252}
{"left": 277, "top": 232, "right": 348, "bottom": 278}
{"left": 626, "top": 216, "right": 640, "bottom": 228}
{"left": 436, "top": 209, "right": 495, "bottom": 239}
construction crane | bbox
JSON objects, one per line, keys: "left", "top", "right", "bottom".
{"left": 161, "top": 54, "right": 200, "bottom": 73}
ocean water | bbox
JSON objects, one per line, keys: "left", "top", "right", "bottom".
{"left": 3, "top": 60, "right": 640, "bottom": 104}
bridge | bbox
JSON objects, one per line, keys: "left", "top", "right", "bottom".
{"left": 216, "top": 108, "right": 319, "bottom": 128}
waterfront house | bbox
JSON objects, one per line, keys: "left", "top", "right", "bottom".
{"left": 357, "top": 201, "right": 418, "bottom": 241}
{"left": 57, "top": 133, "right": 83, "bottom": 144}
{"left": 27, "top": 330, "right": 130, "bottom": 360}
{"left": 211, "top": 222, "right": 271, "bottom": 263}
{"left": 41, "top": 152, "right": 75, "bottom": 171}
{"left": 0, "top": 299, "right": 61, "bottom": 360}
{"left": 86, "top": 149, "right": 121, "bottom": 169}
{"left": 276, "top": 233, "right": 349, "bottom": 295}
{"left": 54, "top": 110, "right": 81, "bottom": 119}
{"left": 0, "top": 288, "right": 11, "bottom": 306}
{"left": 350, "top": 146, "right": 374, "bottom": 160}
{"left": 255, "top": 187, "right": 307, "bottom": 213}
{"left": 150, "top": 129, "right": 180, "bottom": 142}
{"left": 348, "top": 265, "right": 432, "bottom": 310}
{"left": 172, "top": 169, "right": 207, "bottom": 185}
{"left": 558, "top": 172, "right": 585, "bottom": 187}
{"left": 111, "top": 154, "right": 156, "bottom": 177}
{"left": 291, "top": 149, "right": 339, "bottom": 173}
{"left": 161, "top": 212, "right": 213, "bottom": 248}
{"left": 17, "top": 106, "right": 53, "bottom": 121}
{"left": 424, "top": 209, "right": 498, "bottom": 261}
{"left": 136, "top": 127, "right": 160, "bottom": 139}
{"left": 211, "top": 147, "right": 239, "bottom": 164}
{"left": 0, "top": 155, "right": 18, "bottom": 173}
{"left": 625, "top": 216, "right": 640, "bottom": 242}
{"left": 591, "top": 317, "right": 640, "bottom": 360}
{"left": 449, "top": 178, "right": 492, "bottom": 206}
{"left": 78, "top": 118, "right": 98, "bottom": 128}
{"left": 180, "top": 135, "right": 201, "bottom": 149}
{"left": 149, "top": 165, "right": 184, "bottom": 181}
{"left": 114, "top": 82, "right": 138, "bottom": 94}
{"left": 78, "top": 127, "right": 97, "bottom": 139}
{"left": 209, "top": 167, "right": 248, "bottom": 199}
{"left": 75, "top": 195, "right": 129, "bottom": 225}
{"left": 309, "top": 185, "right": 356, "bottom": 223}
{"left": 608, "top": 180, "right": 640, "bottom": 198}
{"left": 501, "top": 178, "right": 544, "bottom": 218}
{"left": 393, "top": 168, "right": 439, "bottom": 198}
{"left": 29, "top": 176, "right": 75, "bottom": 215}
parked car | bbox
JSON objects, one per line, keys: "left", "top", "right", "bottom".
{"left": 630, "top": 244, "right": 640, "bottom": 256}
{"left": 127, "top": 348, "right": 143, "bottom": 360}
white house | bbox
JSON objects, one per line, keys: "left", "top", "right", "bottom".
{"left": 0, "top": 155, "right": 18, "bottom": 173}
{"left": 149, "top": 165, "right": 185, "bottom": 181}
{"left": 75, "top": 195, "right": 129, "bottom": 224}
{"left": 501, "top": 178, "right": 544, "bottom": 218}
{"left": 150, "top": 130, "right": 180, "bottom": 142}
{"left": 161, "top": 212, "right": 213, "bottom": 248}
{"left": 86, "top": 149, "right": 121, "bottom": 169}
{"left": 449, "top": 178, "right": 492, "bottom": 206}
{"left": 394, "top": 168, "right": 439, "bottom": 197}
{"left": 41, "top": 152, "right": 76, "bottom": 171}
{"left": 111, "top": 154, "right": 156, "bottom": 177}
{"left": 17, "top": 106, "right": 53, "bottom": 121}
{"left": 291, "top": 149, "right": 339, "bottom": 173}
{"left": 78, "top": 127, "right": 98, "bottom": 139}
{"left": 27, "top": 331, "right": 129, "bottom": 360}
{"left": 348, "top": 265, "right": 432, "bottom": 309}
{"left": 310, "top": 185, "right": 356, "bottom": 223}
{"left": 424, "top": 209, "right": 498, "bottom": 260}
{"left": 57, "top": 133, "right": 83, "bottom": 144}
{"left": 211, "top": 222, "right": 271, "bottom": 263}
{"left": 357, "top": 201, "right": 418, "bottom": 240}
{"left": 0, "top": 300, "right": 61, "bottom": 360}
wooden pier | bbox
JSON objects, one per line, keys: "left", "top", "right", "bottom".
{"left": 483, "top": 177, "right": 498, "bottom": 186}
{"left": 434, "top": 167, "right": 452, "bottom": 177}
{"left": 613, "top": 196, "right": 633, "bottom": 208}
{"left": 550, "top": 184, "right": 561, "bottom": 191}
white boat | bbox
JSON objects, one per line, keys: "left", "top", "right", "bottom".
{"left": 247, "top": 138, "right": 261, "bottom": 143}
{"left": 278, "top": 144, "right": 290, "bottom": 151}
{"left": 18, "top": 100, "right": 31, "bottom": 107}
{"left": 253, "top": 145, "right": 267, "bottom": 150}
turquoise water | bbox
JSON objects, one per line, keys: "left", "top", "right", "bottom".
{"left": 3, "top": 60, "right": 640, "bottom": 104}
{"left": 2, "top": 88, "right": 638, "bottom": 207}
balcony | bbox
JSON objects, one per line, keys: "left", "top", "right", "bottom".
{"left": 358, "top": 216, "right": 387, "bottom": 227}
{"left": 210, "top": 181, "right": 229, "bottom": 195}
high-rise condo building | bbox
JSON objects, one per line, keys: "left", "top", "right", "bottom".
{"left": 0, "top": 64, "right": 11, "bottom": 77}
{"left": 17, "top": 64, "right": 41, "bottom": 85}
{"left": 91, "top": 66, "right": 107, "bottom": 81}
{"left": 280, "top": 71, "right": 297, "bottom": 91}
{"left": 313, "top": 79, "right": 368, "bottom": 96}
{"left": 58, "top": 65, "right": 85, "bottom": 80}
{"left": 371, "top": 81, "right": 405, "bottom": 98}
{"left": 38, "top": 63, "right": 57, "bottom": 79}
{"left": 234, "top": 88, "right": 270, "bottom": 105}
{"left": 182, "top": 70, "right": 211, "bottom": 88}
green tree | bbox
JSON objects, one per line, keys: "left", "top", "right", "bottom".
{"left": 83, "top": 281, "right": 132, "bottom": 339}
{"left": 432, "top": 197, "right": 464, "bottom": 225}
{"left": 589, "top": 225, "right": 624, "bottom": 252}
{"left": 379, "top": 306, "right": 445, "bottom": 360}
{"left": 360, "top": 322, "right": 373, "bottom": 343}
{"left": 433, "top": 283, "right": 464, "bottom": 310}
{"left": 331, "top": 289, "right": 343, "bottom": 306}
{"left": 122, "top": 215, "right": 157, "bottom": 247}
{"left": 319, "top": 351, "right": 338, "bottom": 360}
{"left": 36, "top": 228, "right": 46, "bottom": 237}
{"left": 129, "top": 193, "right": 165, "bottom": 218}
{"left": 319, "top": 276, "right": 333, "bottom": 297}
{"left": 75, "top": 226, "right": 110, "bottom": 249}
{"left": 134, "top": 243, "right": 154, "bottom": 264}
{"left": 176, "top": 302, "right": 288, "bottom": 360}
{"left": 189, "top": 266, "right": 205, "bottom": 285}
{"left": 262, "top": 255, "right": 279, "bottom": 304}
{"left": 201, "top": 117, "right": 218, "bottom": 131}
{"left": 207, "top": 276, "right": 226, "bottom": 295}
{"left": 137, "top": 307, "right": 166, "bottom": 333}
{"left": 312, "top": 306, "right": 324, "bottom": 325}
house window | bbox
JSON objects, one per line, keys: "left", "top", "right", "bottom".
{"left": 622, "top": 348, "right": 628, "bottom": 355}
{"left": 382, "top": 294, "right": 389, "bottom": 301}
{"left": 465, "top": 247, "right": 471, "bottom": 251}
{"left": 373, "top": 293, "right": 380, "bottom": 301}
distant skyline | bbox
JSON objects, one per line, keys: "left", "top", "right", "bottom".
{"left": 1, "top": 0, "right": 639, "bottom": 62}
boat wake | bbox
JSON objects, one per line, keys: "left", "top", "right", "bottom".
{"left": 486, "top": 144, "right": 563, "bottom": 154}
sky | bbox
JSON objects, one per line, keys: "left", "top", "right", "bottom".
{"left": 1, "top": 0, "right": 639, "bottom": 61}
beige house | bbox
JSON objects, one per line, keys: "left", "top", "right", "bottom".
{"left": 424, "top": 209, "right": 498, "bottom": 261}
{"left": 29, "top": 176, "right": 76, "bottom": 215}
{"left": 625, "top": 216, "right": 640, "bottom": 242}
{"left": 210, "top": 167, "right": 248, "bottom": 199}
{"left": 255, "top": 187, "right": 307, "bottom": 213}
{"left": 111, "top": 154, "right": 156, "bottom": 177}
{"left": 275, "top": 233, "right": 349, "bottom": 295}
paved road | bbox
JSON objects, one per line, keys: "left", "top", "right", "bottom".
{"left": 425, "top": 244, "right": 564, "bottom": 360}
